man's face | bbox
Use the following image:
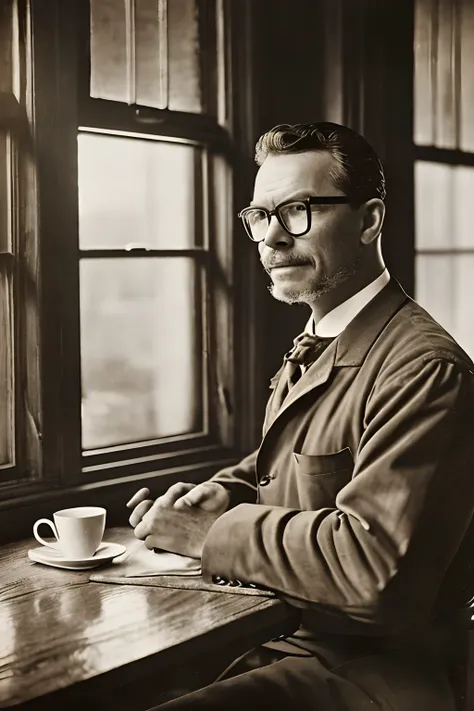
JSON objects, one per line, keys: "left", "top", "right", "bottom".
{"left": 253, "top": 151, "right": 365, "bottom": 306}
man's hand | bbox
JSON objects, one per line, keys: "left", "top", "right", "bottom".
{"left": 133, "top": 488, "right": 223, "bottom": 558}
{"left": 126, "top": 482, "right": 196, "bottom": 528}
{"left": 126, "top": 481, "right": 230, "bottom": 557}
{"left": 173, "top": 481, "right": 230, "bottom": 515}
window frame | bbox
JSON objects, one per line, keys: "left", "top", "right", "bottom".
{"left": 76, "top": 0, "right": 238, "bottom": 483}
{"left": 413, "top": 0, "right": 474, "bottom": 351}
{"left": 0, "top": 0, "right": 259, "bottom": 522}
{"left": 0, "top": 0, "right": 41, "bottom": 492}
{"left": 0, "top": 131, "right": 17, "bottom": 481}
{"left": 76, "top": 130, "right": 222, "bottom": 477}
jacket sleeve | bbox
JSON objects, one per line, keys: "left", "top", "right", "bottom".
{"left": 209, "top": 450, "right": 258, "bottom": 508}
{"left": 201, "top": 356, "right": 474, "bottom": 629}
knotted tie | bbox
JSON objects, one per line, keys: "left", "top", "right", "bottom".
{"left": 284, "top": 332, "right": 334, "bottom": 389}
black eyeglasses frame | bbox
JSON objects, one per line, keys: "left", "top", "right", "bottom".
{"left": 238, "top": 196, "right": 352, "bottom": 242}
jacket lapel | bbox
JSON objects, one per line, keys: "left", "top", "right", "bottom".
{"left": 264, "top": 364, "right": 287, "bottom": 426}
{"left": 262, "top": 278, "right": 409, "bottom": 433}
{"left": 273, "top": 342, "right": 337, "bottom": 423}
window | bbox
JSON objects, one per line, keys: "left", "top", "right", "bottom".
{"left": 0, "top": 0, "right": 40, "bottom": 488}
{"left": 78, "top": 0, "right": 240, "bottom": 482}
{"left": 78, "top": 135, "right": 205, "bottom": 450}
{"left": 1, "top": 0, "right": 255, "bottom": 506}
{"left": 414, "top": 0, "right": 474, "bottom": 357}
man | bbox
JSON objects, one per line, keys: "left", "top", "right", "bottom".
{"left": 128, "top": 122, "right": 474, "bottom": 709}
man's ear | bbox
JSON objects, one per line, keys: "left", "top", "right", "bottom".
{"left": 360, "top": 199, "right": 385, "bottom": 244}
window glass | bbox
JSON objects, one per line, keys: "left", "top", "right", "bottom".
{"left": 0, "top": 268, "right": 13, "bottom": 465}
{"left": 90, "top": 0, "right": 203, "bottom": 112}
{"left": 89, "top": 0, "right": 129, "bottom": 103}
{"left": 416, "top": 254, "right": 474, "bottom": 358}
{"left": 80, "top": 257, "right": 203, "bottom": 449}
{"left": 415, "top": 161, "right": 474, "bottom": 250}
{"left": 415, "top": 0, "right": 474, "bottom": 150}
{"left": 78, "top": 133, "right": 198, "bottom": 250}
{"left": 0, "top": 131, "right": 13, "bottom": 466}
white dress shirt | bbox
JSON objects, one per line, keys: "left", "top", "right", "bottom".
{"left": 305, "top": 269, "right": 391, "bottom": 338}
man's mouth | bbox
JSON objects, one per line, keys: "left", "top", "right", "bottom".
{"left": 271, "top": 263, "right": 304, "bottom": 269}
{"left": 267, "top": 262, "right": 311, "bottom": 271}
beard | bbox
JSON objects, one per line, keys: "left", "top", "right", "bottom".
{"left": 264, "top": 252, "right": 362, "bottom": 305}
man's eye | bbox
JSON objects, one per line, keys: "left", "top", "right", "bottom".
{"left": 283, "top": 202, "right": 306, "bottom": 215}
{"left": 248, "top": 210, "right": 267, "bottom": 224}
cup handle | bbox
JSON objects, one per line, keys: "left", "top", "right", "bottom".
{"left": 33, "top": 518, "right": 60, "bottom": 550}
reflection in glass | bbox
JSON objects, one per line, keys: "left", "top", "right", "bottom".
{"left": 78, "top": 133, "right": 197, "bottom": 250}
{"left": 80, "top": 258, "right": 203, "bottom": 449}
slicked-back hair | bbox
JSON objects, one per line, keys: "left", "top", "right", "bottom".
{"left": 254, "top": 122, "right": 386, "bottom": 206}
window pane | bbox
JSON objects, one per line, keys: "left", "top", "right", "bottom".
{"left": 414, "top": 0, "right": 435, "bottom": 145}
{"left": 78, "top": 133, "right": 198, "bottom": 250}
{"left": 90, "top": 0, "right": 204, "bottom": 112}
{"left": 80, "top": 257, "right": 203, "bottom": 450}
{"left": 90, "top": 0, "right": 129, "bottom": 103}
{"left": 416, "top": 254, "right": 474, "bottom": 358}
{"left": 414, "top": 0, "right": 458, "bottom": 147}
{"left": 0, "top": 265, "right": 14, "bottom": 465}
{"left": 0, "top": 133, "right": 11, "bottom": 253}
{"left": 415, "top": 0, "right": 474, "bottom": 150}
{"left": 433, "top": 0, "right": 457, "bottom": 149}
{"left": 168, "top": 0, "right": 202, "bottom": 113}
{"left": 0, "top": 130, "right": 14, "bottom": 466}
{"left": 135, "top": 0, "right": 167, "bottom": 109}
{"left": 460, "top": 0, "right": 474, "bottom": 151}
{"left": 415, "top": 161, "right": 474, "bottom": 250}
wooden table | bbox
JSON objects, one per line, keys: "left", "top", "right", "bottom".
{"left": 0, "top": 527, "right": 298, "bottom": 709}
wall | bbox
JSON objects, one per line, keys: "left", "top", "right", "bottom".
{"left": 247, "top": 0, "right": 415, "bottom": 435}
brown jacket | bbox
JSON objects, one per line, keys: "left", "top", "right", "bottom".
{"left": 202, "top": 279, "right": 474, "bottom": 641}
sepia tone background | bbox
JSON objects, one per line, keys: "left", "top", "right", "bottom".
{"left": 0, "top": 0, "right": 472, "bottom": 545}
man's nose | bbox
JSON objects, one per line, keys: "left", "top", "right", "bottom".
{"left": 262, "top": 215, "right": 293, "bottom": 249}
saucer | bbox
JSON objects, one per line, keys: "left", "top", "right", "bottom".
{"left": 28, "top": 541, "right": 127, "bottom": 571}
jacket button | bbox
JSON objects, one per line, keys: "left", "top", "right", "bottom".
{"left": 212, "top": 576, "right": 229, "bottom": 585}
{"left": 259, "top": 474, "right": 272, "bottom": 486}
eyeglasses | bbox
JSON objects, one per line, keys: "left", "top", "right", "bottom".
{"left": 238, "top": 196, "right": 351, "bottom": 242}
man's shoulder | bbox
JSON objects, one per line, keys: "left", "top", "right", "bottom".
{"left": 375, "top": 297, "right": 474, "bottom": 374}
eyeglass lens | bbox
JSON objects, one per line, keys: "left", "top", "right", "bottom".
{"left": 244, "top": 201, "right": 309, "bottom": 241}
{"left": 245, "top": 209, "right": 268, "bottom": 241}
{"left": 279, "top": 201, "right": 308, "bottom": 235}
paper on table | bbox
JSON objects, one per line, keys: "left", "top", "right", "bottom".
{"left": 103, "top": 540, "right": 201, "bottom": 578}
{"left": 91, "top": 540, "right": 276, "bottom": 596}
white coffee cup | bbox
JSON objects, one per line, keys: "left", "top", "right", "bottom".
{"left": 33, "top": 506, "right": 107, "bottom": 559}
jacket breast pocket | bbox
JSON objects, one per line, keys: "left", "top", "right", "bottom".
{"left": 293, "top": 447, "right": 353, "bottom": 509}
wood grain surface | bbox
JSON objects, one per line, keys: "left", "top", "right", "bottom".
{"left": 0, "top": 527, "right": 298, "bottom": 707}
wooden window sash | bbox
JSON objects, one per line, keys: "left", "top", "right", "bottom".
{"left": 1, "top": 0, "right": 257, "bottom": 504}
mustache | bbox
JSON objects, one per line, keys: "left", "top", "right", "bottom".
{"left": 260, "top": 255, "right": 313, "bottom": 272}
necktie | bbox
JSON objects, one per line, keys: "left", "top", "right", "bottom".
{"left": 284, "top": 332, "right": 334, "bottom": 389}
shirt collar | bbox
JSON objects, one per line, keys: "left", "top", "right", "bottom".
{"left": 305, "top": 269, "right": 391, "bottom": 338}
